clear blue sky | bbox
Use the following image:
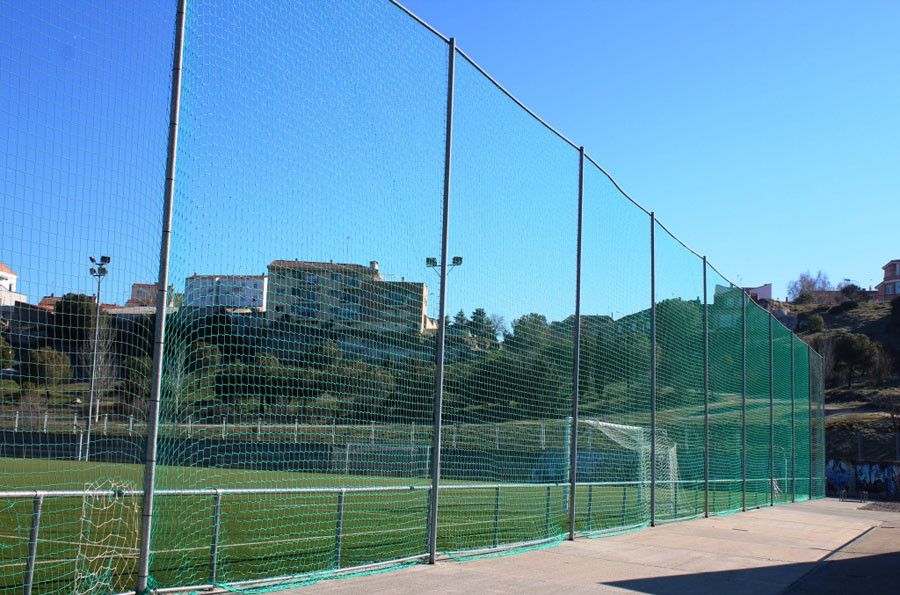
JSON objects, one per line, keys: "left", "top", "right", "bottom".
{"left": 4, "top": 0, "right": 898, "bottom": 324}
{"left": 403, "top": 0, "right": 900, "bottom": 297}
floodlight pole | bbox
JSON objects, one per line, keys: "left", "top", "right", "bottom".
{"left": 136, "top": 0, "right": 185, "bottom": 592}
{"left": 427, "top": 36, "right": 455, "bottom": 565}
{"left": 702, "top": 257, "right": 709, "bottom": 518}
{"left": 84, "top": 261, "right": 107, "bottom": 462}
{"left": 568, "top": 147, "right": 585, "bottom": 541}
{"left": 649, "top": 212, "right": 657, "bottom": 527}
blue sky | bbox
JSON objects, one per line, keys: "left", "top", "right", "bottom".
{"left": 403, "top": 0, "right": 900, "bottom": 297}
{"left": 4, "top": 0, "right": 898, "bottom": 324}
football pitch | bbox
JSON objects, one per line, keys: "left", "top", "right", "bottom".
{"left": 0, "top": 458, "right": 780, "bottom": 593}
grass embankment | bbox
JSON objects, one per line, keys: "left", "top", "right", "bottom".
{"left": 783, "top": 299, "right": 899, "bottom": 461}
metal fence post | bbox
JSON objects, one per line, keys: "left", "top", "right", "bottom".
{"left": 209, "top": 491, "right": 222, "bottom": 583}
{"left": 24, "top": 495, "right": 43, "bottom": 595}
{"left": 427, "top": 36, "right": 456, "bottom": 565}
{"left": 741, "top": 291, "right": 747, "bottom": 512}
{"left": 136, "top": 1, "right": 186, "bottom": 591}
{"left": 545, "top": 486, "right": 552, "bottom": 537}
{"left": 335, "top": 489, "right": 346, "bottom": 568}
{"left": 586, "top": 484, "right": 594, "bottom": 531}
{"left": 649, "top": 212, "right": 657, "bottom": 527}
{"left": 790, "top": 334, "right": 795, "bottom": 503}
{"left": 568, "top": 147, "right": 585, "bottom": 541}
{"left": 769, "top": 316, "right": 775, "bottom": 507}
{"left": 492, "top": 486, "right": 501, "bottom": 548}
{"left": 702, "top": 257, "right": 709, "bottom": 518}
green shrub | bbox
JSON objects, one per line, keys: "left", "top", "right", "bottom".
{"left": 829, "top": 300, "right": 858, "bottom": 315}
{"left": 21, "top": 347, "right": 72, "bottom": 386}
{"left": 0, "top": 336, "right": 13, "bottom": 369}
{"left": 807, "top": 314, "right": 825, "bottom": 333}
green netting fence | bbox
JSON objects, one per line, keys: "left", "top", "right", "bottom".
{"left": 0, "top": 0, "right": 826, "bottom": 593}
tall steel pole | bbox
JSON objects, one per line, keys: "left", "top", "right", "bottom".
{"left": 135, "top": 0, "right": 186, "bottom": 591}
{"left": 702, "top": 257, "right": 709, "bottom": 518}
{"left": 769, "top": 315, "right": 775, "bottom": 507}
{"left": 649, "top": 212, "right": 657, "bottom": 527}
{"left": 790, "top": 334, "right": 795, "bottom": 502}
{"left": 741, "top": 291, "right": 747, "bottom": 512}
{"left": 808, "top": 348, "right": 813, "bottom": 500}
{"left": 568, "top": 147, "right": 585, "bottom": 540}
{"left": 427, "top": 36, "right": 456, "bottom": 565}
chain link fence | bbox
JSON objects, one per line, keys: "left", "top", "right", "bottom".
{"left": 0, "top": 1, "right": 825, "bottom": 593}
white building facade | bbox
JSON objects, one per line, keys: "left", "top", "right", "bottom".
{"left": 0, "top": 263, "right": 26, "bottom": 306}
{"left": 183, "top": 274, "right": 268, "bottom": 310}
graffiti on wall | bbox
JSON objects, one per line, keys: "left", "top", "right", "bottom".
{"left": 826, "top": 459, "right": 900, "bottom": 499}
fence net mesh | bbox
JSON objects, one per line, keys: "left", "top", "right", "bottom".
{"left": 745, "top": 300, "right": 771, "bottom": 509}
{"left": 0, "top": 1, "right": 174, "bottom": 592}
{"left": 773, "top": 323, "right": 794, "bottom": 504}
{"left": 794, "top": 338, "right": 812, "bottom": 502}
{"left": 576, "top": 162, "right": 652, "bottom": 536}
{"left": 0, "top": 1, "right": 827, "bottom": 593}
{"left": 653, "top": 225, "right": 704, "bottom": 522}
{"left": 439, "top": 50, "right": 578, "bottom": 555}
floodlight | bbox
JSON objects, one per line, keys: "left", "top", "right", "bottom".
{"left": 452, "top": 256, "right": 463, "bottom": 266}
{"left": 425, "top": 257, "right": 437, "bottom": 268}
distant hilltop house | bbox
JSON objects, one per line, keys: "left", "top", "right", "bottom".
{"left": 742, "top": 283, "right": 772, "bottom": 303}
{"left": 266, "top": 259, "right": 437, "bottom": 334}
{"left": 0, "top": 262, "right": 27, "bottom": 306}
{"left": 183, "top": 275, "right": 268, "bottom": 310}
{"left": 875, "top": 259, "right": 900, "bottom": 302}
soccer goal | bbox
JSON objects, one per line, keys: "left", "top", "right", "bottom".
{"left": 330, "top": 443, "right": 431, "bottom": 478}
{"left": 577, "top": 419, "right": 680, "bottom": 526}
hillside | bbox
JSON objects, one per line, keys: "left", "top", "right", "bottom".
{"left": 776, "top": 298, "right": 899, "bottom": 462}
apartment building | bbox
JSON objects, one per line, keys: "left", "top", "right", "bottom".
{"left": 265, "top": 260, "right": 435, "bottom": 334}
{"left": 184, "top": 274, "right": 268, "bottom": 310}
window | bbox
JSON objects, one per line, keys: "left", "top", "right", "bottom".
{"left": 336, "top": 304, "right": 360, "bottom": 320}
{"left": 346, "top": 275, "right": 359, "bottom": 287}
{"left": 887, "top": 283, "right": 896, "bottom": 295}
{"left": 306, "top": 273, "right": 318, "bottom": 284}
{"left": 294, "top": 303, "right": 319, "bottom": 318}
{"left": 331, "top": 273, "right": 343, "bottom": 284}
{"left": 305, "top": 290, "right": 317, "bottom": 301}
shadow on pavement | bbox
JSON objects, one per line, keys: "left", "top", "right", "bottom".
{"left": 605, "top": 551, "right": 900, "bottom": 595}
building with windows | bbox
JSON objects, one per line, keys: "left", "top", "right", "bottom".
{"left": 266, "top": 260, "right": 435, "bottom": 334}
{"left": 875, "top": 259, "right": 900, "bottom": 302}
{"left": 126, "top": 283, "right": 158, "bottom": 307}
{"left": 183, "top": 274, "right": 268, "bottom": 310}
{"left": 0, "top": 262, "right": 26, "bottom": 306}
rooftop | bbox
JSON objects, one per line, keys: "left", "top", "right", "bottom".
{"left": 269, "top": 260, "right": 375, "bottom": 273}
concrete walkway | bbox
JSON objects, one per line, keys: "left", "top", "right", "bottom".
{"left": 277, "top": 499, "right": 900, "bottom": 594}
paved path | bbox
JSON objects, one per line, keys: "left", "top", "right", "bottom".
{"left": 270, "top": 499, "right": 900, "bottom": 594}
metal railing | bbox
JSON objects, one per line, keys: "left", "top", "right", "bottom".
{"left": 1, "top": 474, "right": 816, "bottom": 595}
